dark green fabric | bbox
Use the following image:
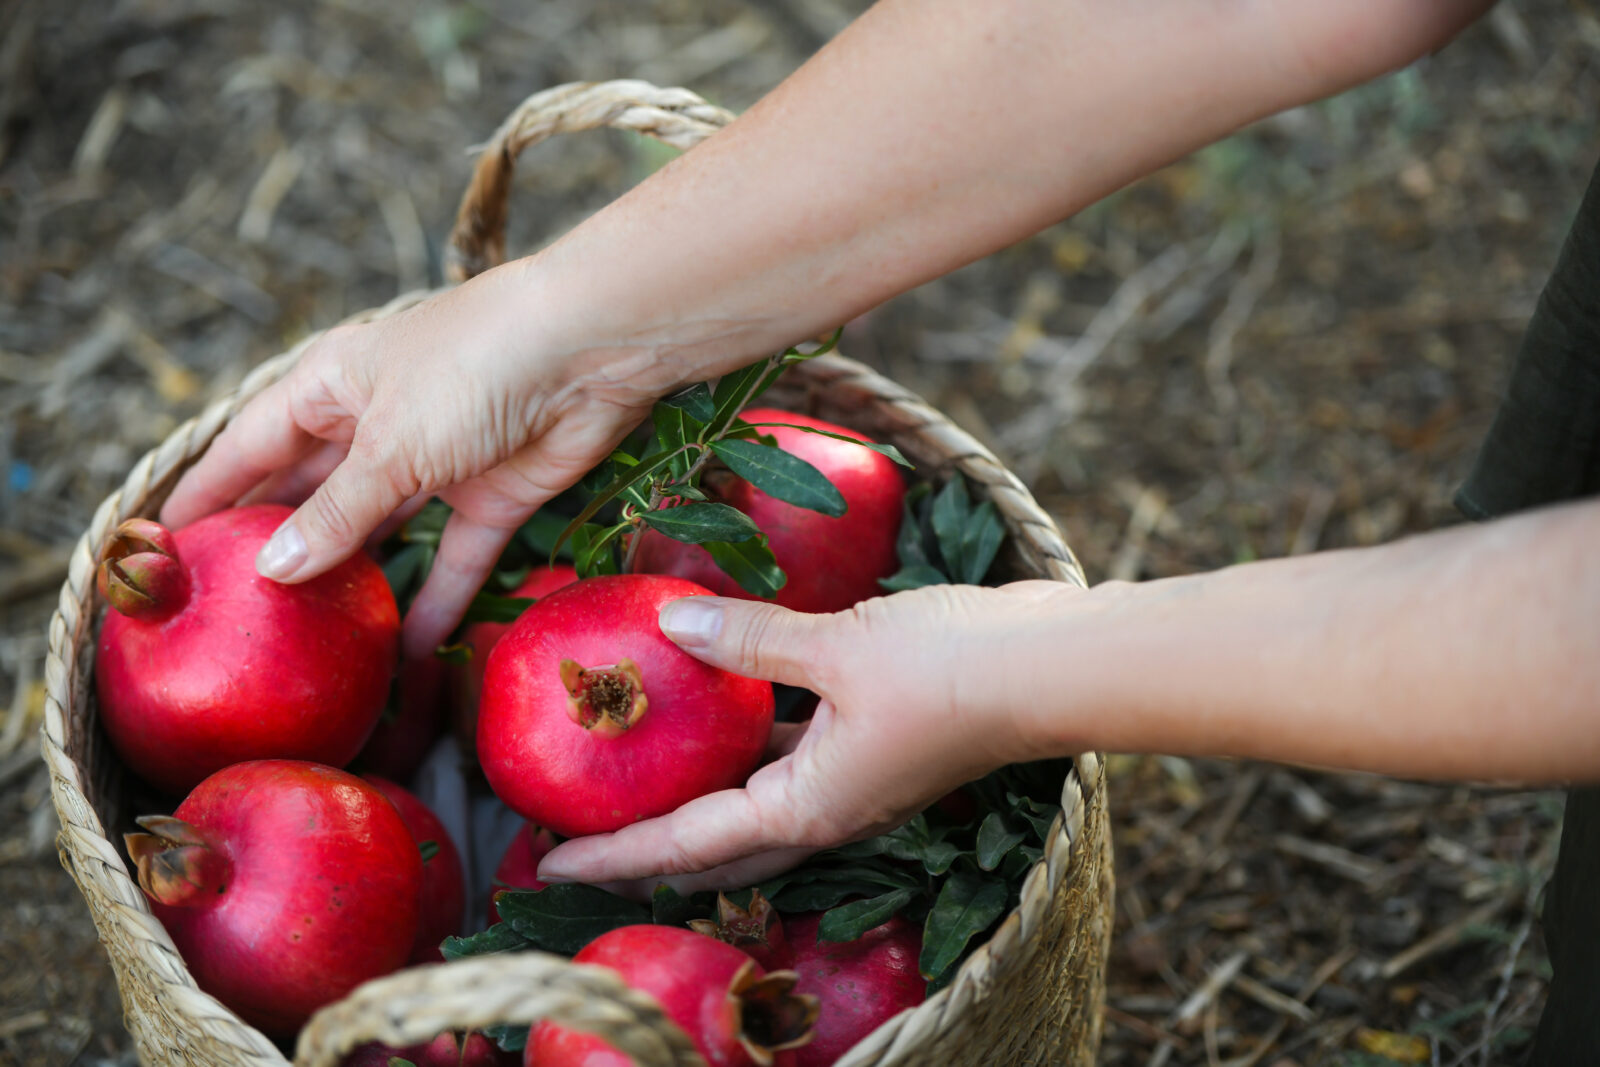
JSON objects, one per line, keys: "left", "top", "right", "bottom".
{"left": 1456, "top": 164, "right": 1600, "bottom": 518}
{"left": 1455, "top": 161, "right": 1600, "bottom": 1067}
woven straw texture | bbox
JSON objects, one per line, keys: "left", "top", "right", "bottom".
{"left": 43, "top": 80, "right": 1113, "bottom": 1067}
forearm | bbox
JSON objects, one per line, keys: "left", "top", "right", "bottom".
{"left": 1027, "top": 499, "right": 1600, "bottom": 783}
{"left": 530, "top": 0, "right": 1491, "bottom": 390}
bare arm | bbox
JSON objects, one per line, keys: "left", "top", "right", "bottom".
{"left": 162, "top": 0, "right": 1495, "bottom": 653}
{"left": 539, "top": 498, "right": 1600, "bottom": 884}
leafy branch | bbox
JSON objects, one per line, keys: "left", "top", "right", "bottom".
{"left": 545, "top": 328, "right": 909, "bottom": 596}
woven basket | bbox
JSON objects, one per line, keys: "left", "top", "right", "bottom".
{"left": 43, "top": 80, "right": 1114, "bottom": 1067}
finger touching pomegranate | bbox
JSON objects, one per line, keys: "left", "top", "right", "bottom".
{"left": 476, "top": 575, "right": 774, "bottom": 838}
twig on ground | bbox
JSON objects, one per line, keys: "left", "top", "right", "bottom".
{"left": 1380, "top": 897, "right": 1511, "bottom": 980}
{"left": 1273, "top": 833, "right": 1392, "bottom": 889}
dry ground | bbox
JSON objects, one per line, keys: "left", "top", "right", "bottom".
{"left": 1, "top": 1, "right": 1596, "bottom": 1064}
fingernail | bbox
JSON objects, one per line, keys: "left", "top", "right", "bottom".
{"left": 535, "top": 862, "right": 574, "bottom": 885}
{"left": 256, "top": 522, "right": 307, "bottom": 581}
{"left": 659, "top": 597, "right": 723, "bottom": 650}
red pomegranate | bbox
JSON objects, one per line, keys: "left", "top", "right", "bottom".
{"left": 631, "top": 409, "right": 905, "bottom": 614}
{"left": 125, "top": 761, "right": 421, "bottom": 1039}
{"left": 689, "top": 891, "right": 791, "bottom": 973}
{"left": 525, "top": 925, "right": 817, "bottom": 1067}
{"left": 784, "top": 914, "right": 925, "bottom": 1066}
{"left": 359, "top": 655, "right": 448, "bottom": 782}
{"left": 455, "top": 564, "right": 578, "bottom": 751}
{"left": 343, "top": 1031, "right": 514, "bottom": 1067}
{"left": 476, "top": 575, "right": 774, "bottom": 837}
{"left": 365, "top": 776, "right": 466, "bottom": 963}
{"left": 487, "top": 821, "right": 557, "bottom": 924}
{"left": 95, "top": 505, "right": 399, "bottom": 794}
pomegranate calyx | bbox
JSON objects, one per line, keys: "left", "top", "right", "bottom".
{"left": 559, "top": 658, "right": 648, "bottom": 737}
{"left": 689, "top": 890, "right": 780, "bottom": 953}
{"left": 97, "top": 519, "right": 189, "bottom": 621}
{"left": 125, "top": 815, "right": 230, "bottom": 908}
{"left": 728, "top": 959, "right": 819, "bottom": 1065}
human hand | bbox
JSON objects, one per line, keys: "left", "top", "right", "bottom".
{"left": 161, "top": 262, "right": 665, "bottom": 657}
{"left": 536, "top": 580, "right": 1079, "bottom": 890}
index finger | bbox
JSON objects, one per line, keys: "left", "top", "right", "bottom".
{"left": 162, "top": 381, "right": 317, "bottom": 528}
{"left": 538, "top": 785, "right": 793, "bottom": 885}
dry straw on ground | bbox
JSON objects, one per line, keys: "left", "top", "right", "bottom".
{"left": 2, "top": 1, "right": 1596, "bottom": 1064}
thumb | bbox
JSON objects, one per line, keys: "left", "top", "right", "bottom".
{"left": 256, "top": 453, "right": 410, "bottom": 582}
{"left": 657, "top": 596, "right": 829, "bottom": 687}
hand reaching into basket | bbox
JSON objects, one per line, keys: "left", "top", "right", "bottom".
{"left": 161, "top": 265, "right": 682, "bottom": 658}
{"left": 539, "top": 499, "right": 1600, "bottom": 887}
{"left": 535, "top": 581, "right": 1077, "bottom": 890}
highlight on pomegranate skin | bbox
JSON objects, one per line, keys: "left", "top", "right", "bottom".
{"left": 125, "top": 760, "right": 422, "bottom": 1040}
{"left": 631, "top": 408, "right": 906, "bottom": 614}
{"left": 476, "top": 574, "right": 775, "bottom": 838}
{"left": 94, "top": 504, "right": 400, "bottom": 794}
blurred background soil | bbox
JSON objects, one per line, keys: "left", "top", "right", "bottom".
{"left": 1, "top": 1, "right": 1596, "bottom": 1064}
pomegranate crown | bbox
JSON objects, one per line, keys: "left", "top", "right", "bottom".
{"left": 97, "top": 518, "right": 189, "bottom": 622}
{"left": 125, "top": 815, "right": 231, "bottom": 908}
{"left": 729, "top": 959, "right": 819, "bottom": 1066}
{"left": 689, "top": 890, "right": 781, "bottom": 955}
{"left": 559, "top": 658, "right": 648, "bottom": 738}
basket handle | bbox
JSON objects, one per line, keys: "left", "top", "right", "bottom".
{"left": 291, "top": 952, "right": 705, "bottom": 1067}
{"left": 445, "top": 79, "right": 736, "bottom": 283}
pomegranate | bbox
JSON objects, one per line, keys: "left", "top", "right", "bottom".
{"left": 784, "top": 914, "right": 925, "bottom": 1066}
{"left": 343, "top": 1031, "right": 513, "bottom": 1067}
{"left": 125, "top": 761, "right": 421, "bottom": 1039}
{"left": 455, "top": 564, "right": 578, "bottom": 751}
{"left": 690, "top": 891, "right": 791, "bottom": 973}
{"left": 359, "top": 655, "right": 448, "bottom": 782}
{"left": 477, "top": 575, "right": 774, "bottom": 837}
{"left": 95, "top": 505, "right": 399, "bottom": 794}
{"left": 487, "top": 821, "right": 557, "bottom": 924}
{"left": 631, "top": 409, "right": 905, "bottom": 614}
{"left": 365, "top": 775, "right": 466, "bottom": 963}
{"left": 525, "top": 925, "right": 817, "bottom": 1067}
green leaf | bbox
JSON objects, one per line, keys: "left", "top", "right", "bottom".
{"left": 553, "top": 449, "right": 679, "bottom": 560}
{"left": 483, "top": 1024, "right": 529, "bottom": 1053}
{"left": 418, "top": 839, "right": 440, "bottom": 863}
{"left": 705, "top": 537, "right": 787, "bottom": 598}
{"left": 878, "top": 564, "right": 950, "bottom": 592}
{"left": 662, "top": 382, "right": 716, "bottom": 423}
{"left": 974, "top": 813, "right": 1027, "bottom": 872}
{"left": 570, "top": 521, "right": 627, "bottom": 579}
{"left": 960, "top": 501, "right": 1006, "bottom": 585}
{"left": 496, "top": 884, "right": 649, "bottom": 955}
{"left": 882, "top": 815, "right": 965, "bottom": 875}
{"left": 929, "top": 477, "right": 971, "bottom": 578}
{"left": 711, "top": 439, "right": 846, "bottom": 517}
{"left": 651, "top": 884, "right": 715, "bottom": 928}
{"left": 401, "top": 499, "right": 452, "bottom": 545}
{"left": 919, "top": 870, "right": 1009, "bottom": 980}
{"left": 440, "top": 922, "right": 529, "bottom": 960}
{"left": 433, "top": 642, "right": 472, "bottom": 665}
{"left": 770, "top": 880, "right": 891, "bottom": 913}
{"left": 639, "top": 503, "right": 760, "bottom": 545}
{"left": 381, "top": 542, "right": 430, "bottom": 605}
{"left": 388, "top": 1058, "right": 418, "bottom": 1067}
{"left": 704, "top": 362, "right": 771, "bottom": 440}
{"left": 894, "top": 483, "right": 935, "bottom": 569}
{"left": 460, "top": 593, "right": 536, "bottom": 625}
{"left": 743, "top": 422, "right": 914, "bottom": 468}
{"left": 515, "top": 510, "right": 574, "bottom": 561}
{"left": 817, "top": 889, "right": 915, "bottom": 943}
{"left": 653, "top": 405, "right": 696, "bottom": 481}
